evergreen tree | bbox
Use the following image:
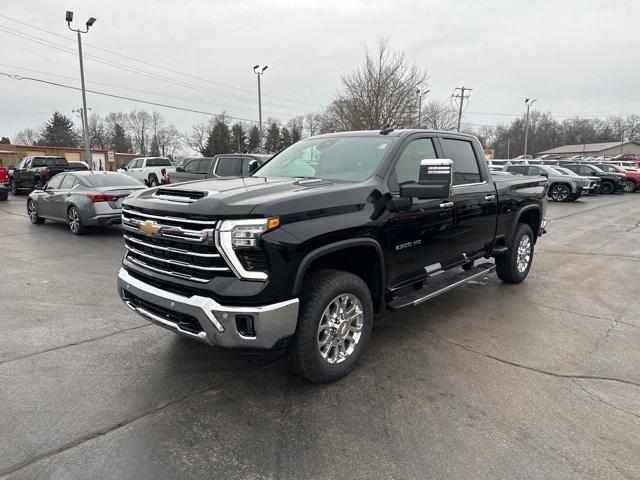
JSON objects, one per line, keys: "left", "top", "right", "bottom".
{"left": 231, "top": 123, "right": 247, "bottom": 153}
{"left": 204, "top": 118, "right": 232, "bottom": 155}
{"left": 0, "top": 136, "right": 10, "bottom": 144}
{"left": 264, "top": 122, "right": 281, "bottom": 152}
{"left": 38, "top": 112, "right": 80, "bottom": 147}
{"left": 110, "top": 123, "right": 132, "bottom": 153}
{"left": 280, "top": 127, "right": 292, "bottom": 149}
{"left": 247, "top": 125, "right": 261, "bottom": 152}
{"left": 149, "top": 135, "right": 161, "bottom": 156}
{"left": 290, "top": 124, "right": 302, "bottom": 143}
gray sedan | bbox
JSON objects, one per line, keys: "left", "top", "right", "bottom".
{"left": 27, "top": 171, "right": 145, "bottom": 234}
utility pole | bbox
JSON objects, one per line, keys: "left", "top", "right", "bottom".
{"left": 452, "top": 87, "right": 472, "bottom": 132}
{"left": 416, "top": 88, "right": 430, "bottom": 128}
{"left": 507, "top": 137, "right": 511, "bottom": 159}
{"left": 524, "top": 98, "right": 537, "bottom": 157}
{"left": 253, "top": 65, "right": 268, "bottom": 142}
{"left": 66, "top": 11, "right": 96, "bottom": 169}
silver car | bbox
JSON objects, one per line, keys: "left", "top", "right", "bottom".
{"left": 27, "top": 171, "right": 145, "bottom": 234}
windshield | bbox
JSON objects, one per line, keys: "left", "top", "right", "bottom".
{"left": 255, "top": 136, "right": 397, "bottom": 182}
{"left": 589, "top": 165, "right": 605, "bottom": 173}
{"left": 554, "top": 167, "right": 575, "bottom": 176}
{"left": 545, "top": 166, "right": 567, "bottom": 175}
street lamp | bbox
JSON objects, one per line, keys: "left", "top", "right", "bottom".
{"left": 416, "top": 88, "right": 430, "bottom": 128}
{"left": 524, "top": 98, "right": 537, "bottom": 157}
{"left": 253, "top": 65, "right": 268, "bottom": 141}
{"left": 66, "top": 10, "right": 97, "bottom": 169}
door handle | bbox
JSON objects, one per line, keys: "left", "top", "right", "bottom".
{"left": 484, "top": 194, "right": 496, "bottom": 201}
{"left": 439, "top": 201, "right": 454, "bottom": 208}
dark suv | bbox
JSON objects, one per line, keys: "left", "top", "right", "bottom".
{"left": 564, "top": 164, "right": 625, "bottom": 194}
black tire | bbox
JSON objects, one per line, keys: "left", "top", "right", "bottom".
{"left": 149, "top": 175, "right": 159, "bottom": 187}
{"left": 495, "top": 223, "right": 534, "bottom": 284}
{"left": 549, "top": 183, "right": 571, "bottom": 202}
{"left": 0, "top": 188, "right": 7, "bottom": 201}
{"left": 10, "top": 178, "right": 19, "bottom": 195}
{"left": 67, "top": 206, "right": 87, "bottom": 235}
{"left": 27, "top": 199, "right": 45, "bottom": 224}
{"left": 600, "top": 181, "right": 614, "bottom": 194}
{"left": 288, "top": 269, "right": 373, "bottom": 383}
{"left": 623, "top": 180, "right": 636, "bottom": 193}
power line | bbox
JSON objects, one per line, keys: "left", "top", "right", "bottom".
{"left": 0, "top": 24, "right": 309, "bottom": 114}
{"left": 0, "top": 13, "right": 323, "bottom": 109}
{"left": 0, "top": 62, "right": 303, "bottom": 118}
{"left": 0, "top": 72, "right": 261, "bottom": 123}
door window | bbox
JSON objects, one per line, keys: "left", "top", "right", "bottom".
{"left": 197, "top": 158, "right": 213, "bottom": 174}
{"left": 440, "top": 138, "right": 482, "bottom": 185}
{"left": 389, "top": 138, "right": 437, "bottom": 192}
{"left": 46, "top": 174, "right": 65, "bottom": 189}
{"left": 22, "top": 159, "right": 32, "bottom": 169}
{"left": 183, "top": 159, "right": 199, "bottom": 173}
{"left": 60, "top": 174, "right": 77, "bottom": 190}
{"left": 133, "top": 159, "right": 144, "bottom": 168}
{"left": 528, "top": 166, "right": 544, "bottom": 176}
{"left": 215, "top": 157, "right": 242, "bottom": 176}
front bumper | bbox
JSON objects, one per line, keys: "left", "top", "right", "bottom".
{"left": 117, "top": 268, "right": 299, "bottom": 349}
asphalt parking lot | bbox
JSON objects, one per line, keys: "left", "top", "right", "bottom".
{"left": 1, "top": 192, "right": 639, "bottom": 480}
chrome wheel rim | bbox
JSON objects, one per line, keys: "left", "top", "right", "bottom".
{"left": 516, "top": 235, "right": 532, "bottom": 273}
{"left": 624, "top": 181, "right": 634, "bottom": 192}
{"left": 27, "top": 201, "right": 38, "bottom": 223}
{"left": 68, "top": 208, "right": 80, "bottom": 233}
{"left": 317, "top": 293, "right": 364, "bottom": 365}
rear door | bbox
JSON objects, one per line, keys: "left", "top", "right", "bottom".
{"left": 51, "top": 173, "right": 78, "bottom": 220}
{"left": 440, "top": 136, "right": 497, "bottom": 261}
{"left": 382, "top": 135, "right": 454, "bottom": 287}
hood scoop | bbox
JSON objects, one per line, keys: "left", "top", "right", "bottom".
{"left": 152, "top": 188, "right": 212, "bottom": 204}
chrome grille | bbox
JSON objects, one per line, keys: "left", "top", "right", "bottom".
{"left": 122, "top": 206, "right": 231, "bottom": 283}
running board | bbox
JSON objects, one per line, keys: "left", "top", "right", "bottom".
{"left": 388, "top": 262, "right": 496, "bottom": 311}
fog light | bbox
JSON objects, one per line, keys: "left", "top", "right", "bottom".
{"left": 236, "top": 315, "right": 256, "bottom": 337}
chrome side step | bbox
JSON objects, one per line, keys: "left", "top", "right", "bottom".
{"left": 388, "top": 262, "right": 496, "bottom": 311}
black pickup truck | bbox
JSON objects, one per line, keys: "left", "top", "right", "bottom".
{"left": 118, "top": 129, "right": 547, "bottom": 383}
{"left": 10, "top": 156, "right": 70, "bottom": 194}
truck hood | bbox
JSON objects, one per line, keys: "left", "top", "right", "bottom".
{"left": 124, "top": 176, "right": 375, "bottom": 217}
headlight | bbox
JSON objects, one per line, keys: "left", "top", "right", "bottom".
{"left": 215, "top": 218, "right": 280, "bottom": 281}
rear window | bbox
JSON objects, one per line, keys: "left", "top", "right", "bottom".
{"left": 82, "top": 173, "right": 143, "bottom": 187}
{"left": 31, "top": 157, "right": 68, "bottom": 167}
{"left": 146, "top": 158, "right": 171, "bottom": 167}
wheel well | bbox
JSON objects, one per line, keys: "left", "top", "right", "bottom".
{"left": 302, "top": 246, "right": 383, "bottom": 312}
{"left": 518, "top": 209, "right": 540, "bottom": 242}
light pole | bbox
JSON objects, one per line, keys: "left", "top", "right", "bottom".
{"left": 524, "top": 98, "right": 537, "bottom": 157}
{"left": 253, "top": 65, "right": 268, "bottom": 141}
{"left": 416, "top": 88, "right": 430, "bottom": 128}
{"left": 66, "top": 11, "right": 96, "bottom": 169}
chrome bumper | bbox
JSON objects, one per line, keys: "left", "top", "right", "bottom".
{"left": 117, "top": 268, "right": 299, "bottom": 349}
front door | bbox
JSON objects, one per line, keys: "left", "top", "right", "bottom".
{"left": 382, "top": 136, "right": 454, "bottom": 287}
{"left": 39, "top": 173, "right": 65, "bottom": 217}
{"left": 14, "top": 158, "right": 31, "bottom": 188}
{"left": 440, "top": 137, "right": 497, "bottom": 260}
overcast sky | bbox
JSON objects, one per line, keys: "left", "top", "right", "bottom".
{"left": 1, "top": 0, "right": 639, "bottom": 141}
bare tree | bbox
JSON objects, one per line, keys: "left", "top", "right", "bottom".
{"left": 13, "top": 127, "right": 41, "bottom": 146}
{"left": 303, "top": 112, "right": 322, "bottom": 137}
{"left": 127, "top": 110, "right": 152, "bottom": 155}
{"left": 184, "top": 119, "right": 214, "bottom": 155}
{"left": 420, "top": 101, "right": 458, "bottom": 131}
{"left": 322, "top": 39, "right": 427, "bottom": 131}
{"left": 87, "top": 113, "right": 108, "bottom": 149}
{"left": 156, "top": 125, "right": 182, "bottom": 157}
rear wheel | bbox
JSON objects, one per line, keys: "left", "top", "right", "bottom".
{"left": 27, "top": 199, "right": 45, "bottom": 224}
{"left": 495, "top": 223, "right": 534, "bottom": 284}
{"left": 549, "top": 184, "right": 570, "bottom": 202}
{"left": 68, "top": 206, "right": 87, "bottom": 235}
{"left": 600, "top": 181, "right": 614, "bottom": 194}
{"left": 623, "top": 180, "right": 636, "bottom": 193}
{"left": 288, "top": 269, "right": 373, "bottom": 383}
{"left": 149, "top": 175, "right": 159, "bottom": 187}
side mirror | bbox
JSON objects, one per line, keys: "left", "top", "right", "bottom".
{"left": 247, "top": 160, "right": 259, "bottom": 174}
{"left": 540, "top": 172, "right": 548, "bottom": 177}
{"left": 400, "top": 159, "right": 453, "bottom": 199}
{"left": 175, "top": 166, "right": 184, "bottom": 172}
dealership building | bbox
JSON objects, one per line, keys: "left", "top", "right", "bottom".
{"left": 537, "top": 141, "right": 640, "bottom": 157}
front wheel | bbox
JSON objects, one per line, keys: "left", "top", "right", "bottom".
{"left": 68, "top": 206, "right": 87, "bottom": 235}
{"left": 623, "top": 180, "right": 636, "bottom": 193}
{"left": 549, "top": 184, "right": 570, "bottom": 202}
{"left": 27, "top": 199, "right": 45, "bottom": 224}
{"left": 495, "top": 223, "right": 534, "bottom": 284}
{"left": 288, "top": 269, "right": 373, "bottom": 383}
{"left": 10, "top": 178, "right": 19, "bottom": 195}
{"left": 600, "top": 181, "right": 614, "bottom": 194}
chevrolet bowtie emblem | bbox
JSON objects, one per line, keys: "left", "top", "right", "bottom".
{"left": 139, "top": 220, "right": 161, "bottom": 236}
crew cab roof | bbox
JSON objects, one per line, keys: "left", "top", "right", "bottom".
{"left": 310, "top": 129, "right": 478, "bottom": 141}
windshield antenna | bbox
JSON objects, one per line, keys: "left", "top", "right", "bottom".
{"left": 380, "top": 123, "right": 394, "bottom": 135}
